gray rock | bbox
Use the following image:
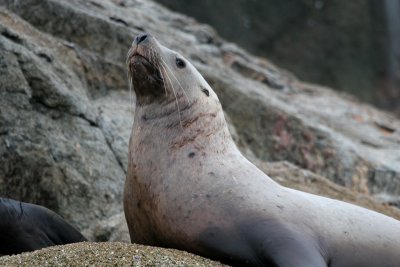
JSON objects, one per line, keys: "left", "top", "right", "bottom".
{"left": 0, "top": 242, "right": 228, "bottom": 267}
{"left": 154, "top": 0, "right": 400, "bottom": 115}
{"left": 90, "top": 212, "right": 130, "bottom": 243}
{"left": 0, "top": 6, "right": 126, "bottom": 235}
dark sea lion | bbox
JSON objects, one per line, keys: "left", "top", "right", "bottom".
{"left": 0, "top": 198, "right": 86, "bottom": 255}
{"left": 124, "top": 33, "right": 400, "bottom": 267}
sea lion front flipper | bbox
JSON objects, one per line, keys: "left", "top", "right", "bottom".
{"left": 198, "top": 220, "right": 328, "bottom": 267}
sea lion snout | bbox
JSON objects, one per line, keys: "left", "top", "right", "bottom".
{"left": 127, "top": 33, "right": 165, "bottom": 104}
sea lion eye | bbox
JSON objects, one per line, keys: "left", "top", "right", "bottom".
{"left": 201, "top": 88, "right": 210, "bottom": 96}
{"left": 176, "top": 58, "right": 186, "bottom": 68}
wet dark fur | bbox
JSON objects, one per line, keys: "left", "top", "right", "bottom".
{"left": 0, "top": 198, "right": 86, "bottom": 255}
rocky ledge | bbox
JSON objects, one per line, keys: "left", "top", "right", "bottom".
{"left": 0, "top": 242, "right": 227, "bottom": 267}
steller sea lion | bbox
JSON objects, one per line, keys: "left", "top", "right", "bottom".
{"left": 124, "top": 33, "right": 400, "bottom": 267}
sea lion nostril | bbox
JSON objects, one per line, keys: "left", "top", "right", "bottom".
{"left": 135, "top": 33, "right": 148, "bottom": 44}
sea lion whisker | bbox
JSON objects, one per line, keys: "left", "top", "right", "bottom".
{"left": 157, "top": 60, "right": 169, "bottom": 97}
{"left": 149, "top": 48, "right": 155, "bottom": 65}
{"left": 160, "top": 56, "right": 190, "bottom": 103}
{"left": 159, "top": 56, "right": 191, "bottom": 105}
{"left": 126, "top": 47, "right": 133, "bottom": 63}
{"left": 126, "top": 67, "right": 135, "bottom": 114}
{"left": 130, "top": 75, "right": 135, "bottom": 113}
{"left": 159, "top": 61, "right": 176, "bottom": 97}
{"left": 152, "top": 48, "right": 158, "bottom": 65}
{"left": 158, "top": 62, "right": 184, "bottom": 128}
{"left": 125, "top": 49, "right": 136, "bottom": 114}
{"left": 169, "top": 80, "right": 184, "bottom": 130}
{"left": 150, "top": 48, "right": 166, "bottom": 89}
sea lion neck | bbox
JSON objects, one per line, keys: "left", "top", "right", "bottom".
{"left": 132, "top": 97, "right": 236, "bottom": 154}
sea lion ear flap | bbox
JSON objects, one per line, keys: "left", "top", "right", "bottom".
{"left": 201, "top": 86, "right": 210, "bottom": 97}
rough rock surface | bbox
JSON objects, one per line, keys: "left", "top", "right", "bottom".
{"left": 155, "top": 0, "right": 400, "bottom": 117}
{"left": 0, "top": 0, "right": 400, "bottom": 260}
{"left": 0, "top": 242, "right": 227, "bottom": 267}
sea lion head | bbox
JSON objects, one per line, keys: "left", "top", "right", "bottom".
{"left": 127, "top": 33, "right": 215, "bottom": 109}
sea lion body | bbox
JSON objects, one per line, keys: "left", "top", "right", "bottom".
{"left": 0, "top": 198, "right": 86, "bottom": 255}
{"left": 124, "top": 34, "right": 400, "bottom": 267}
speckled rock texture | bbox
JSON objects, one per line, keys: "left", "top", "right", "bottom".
{"left": 0, "top": 242, "right": 227, "bottom": 267}
{"left": 0, "top": 0, "right": 399, "bottom": 255}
